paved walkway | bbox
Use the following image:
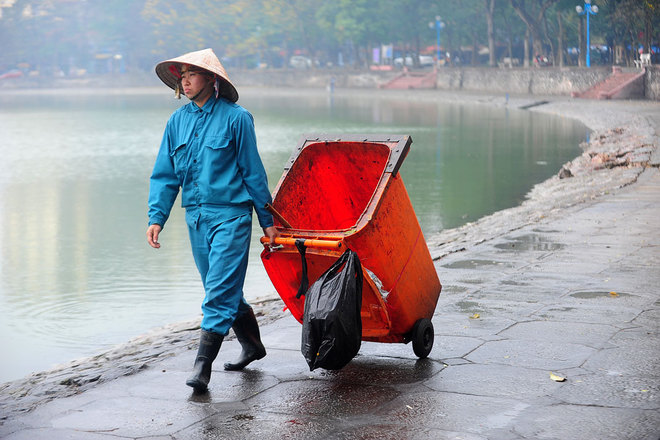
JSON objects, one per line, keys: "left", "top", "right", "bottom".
{"left": 1, "top": 173, "right": 658, "bottom": 440}
{"left": 1, "top": 97, "right": 659, "bottom": 439}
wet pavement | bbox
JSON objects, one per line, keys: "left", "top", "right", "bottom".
{"left": 1, "top": 95, "right": 659, "bottom": 439}
{"left": 0, "top": 167, "right": 657, "bottom": 439}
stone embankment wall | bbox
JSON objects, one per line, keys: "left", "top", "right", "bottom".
{"left": 236, "top": 66, "right": 658, "bottom": 100}
{"left": 2, "top": 66, "right": 656, "bottom": 99}
{"left": 645, "top": 67, "right": 660, "bottom": 100}
{"left": 435, "top": 67, "right": 612, "bottom": 96}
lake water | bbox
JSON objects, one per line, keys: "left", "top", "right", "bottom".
{"left": 0, "top": 88, "right": 586, "bottom": 383}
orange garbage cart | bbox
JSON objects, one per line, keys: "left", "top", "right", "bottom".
{"left": 260, "top": 134, "right": 442, "bottom": 358}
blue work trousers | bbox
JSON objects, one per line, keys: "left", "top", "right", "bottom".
{"left": 187, "top": 211, "right": 252, "bottom": 336}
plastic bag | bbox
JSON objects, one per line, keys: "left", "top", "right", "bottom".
{"left": 301, "top": 249, "right": 363, "bottom": 371}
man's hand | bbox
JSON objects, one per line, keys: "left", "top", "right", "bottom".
{"left": 263, "top": 226, "right": 280, "bottom": 245}
{"left": 147, "top": 224, "right": 162, "bottom": 249}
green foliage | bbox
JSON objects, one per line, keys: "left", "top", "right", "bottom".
{"left": 0, "top": 0, "right": 657, "bottom": 73}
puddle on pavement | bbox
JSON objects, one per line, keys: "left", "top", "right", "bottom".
{"left": 494, "top": 234, "right": 564, "bottom": 251}
{"left": 487, "top": 402, "right": 531, "bottom": 429}
{"left": 501, "top": 279, "right": 529, "bottom": 286}
{"left": 570, "top": 290, "right": 634, "bottom": 299}
{"left": 442, "top": 259, "right": 508, "bottom": 269}
{"left": 455, "top": 300, "right": 482, "bottom": 314}
{"left": 441, "top": 285, "right": 469, "bottom": 294}
{"left": 460, "top": 278, "right": 486, "bottom": 285}
{"left": 536, "top": 306, "right": 576, "bottom": 319}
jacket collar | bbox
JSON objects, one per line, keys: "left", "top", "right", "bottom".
{"left": 185, "top": 95, "right": 218, "bottom": 114}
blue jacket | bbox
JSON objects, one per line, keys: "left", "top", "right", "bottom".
{"left": 148, "top": 96, "right": 273, "bottom": 229}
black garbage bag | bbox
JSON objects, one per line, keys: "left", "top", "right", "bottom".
{"left": 300, "top": 249, "right": 363, "bottom": 371}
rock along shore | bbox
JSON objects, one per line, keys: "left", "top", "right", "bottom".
{"left": 0, "top": 88, "right": 658, "bottom": 425}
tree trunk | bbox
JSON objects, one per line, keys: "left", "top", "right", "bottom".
{"left": 532, "top": 33, "right": 544, "bottom": 62}
{"left": 542, "top": 13, "right": 556, "bottom": 66}
{"left": 524, "top": 28, "right": 530, "bottom": 68}
{"left": 557, "top": 11, "right": 564, "bottom": 67}
{"left": 502, "top": 12, "right": 514, "bottom": 67}
{"left": 629, "top": 30, "right": 636, "bottom": 67}
{"left": 644, "top": 7, "right": 652, "bottom": 54}
{"left": 578, "top": 16, "right": 584, "bottom": 67}
{"left": 446, "top": 28, "right": 454, "bottom": 66}
{"left": 485, "top": 0, "right": 496, "bottom": 67}
{"left": 510, "top": 0, "right": 559, "bottom": 65}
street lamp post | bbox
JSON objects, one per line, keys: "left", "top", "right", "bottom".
{"left": 428, "top": 16, "right": 445, "bottom": 67}
{"left": 576, "top": 0, "right": 598, "bottom": 67}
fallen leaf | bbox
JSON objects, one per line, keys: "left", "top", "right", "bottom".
{"left": 609, "top": 291, "right": 618, "bottom": 297}
{"left": 550, "top": 372, "right": 566, "bottom": 382}
{"left": 469, "top": 313, "right": 480, "bottom": 319}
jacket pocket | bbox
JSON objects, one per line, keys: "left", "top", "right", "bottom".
{"left": 203, "top": 135, "right": 235, "bottom": 171}
{"left": 204, "top": 135, "right": 232, "bottom": 150}
{"left": 169, "top": 143, "right": 187, "bottom": 177}
{"left": 169, "top": 142, "right": 186, "bottom": 156}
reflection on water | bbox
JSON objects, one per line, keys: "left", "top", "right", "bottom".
{"left": 0, "top": 89, "right": 586, "bottom": 383}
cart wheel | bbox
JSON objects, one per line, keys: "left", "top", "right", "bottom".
{"left": 412, "top": 318, "right": 434, "bottom": 358}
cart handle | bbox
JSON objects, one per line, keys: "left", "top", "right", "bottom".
{"left": 264, "top": 203, "right": 293, "bottom": 229}
{"left": 260, "top": 236, "right": 343, "bottom": 250}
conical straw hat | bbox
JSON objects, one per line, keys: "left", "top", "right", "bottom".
{"left": 155, "top": 48, "right": 238, "bottom": 102}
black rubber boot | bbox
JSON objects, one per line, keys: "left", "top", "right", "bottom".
{"left": 186, "top": 330, "right": 223, "bottom": 392}
{"left": 223, "top": 308, "right": 266, "bottom": 371}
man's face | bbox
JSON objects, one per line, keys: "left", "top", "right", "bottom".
{"left": 180, "top": 66, "right": 212, "bottom": 101}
